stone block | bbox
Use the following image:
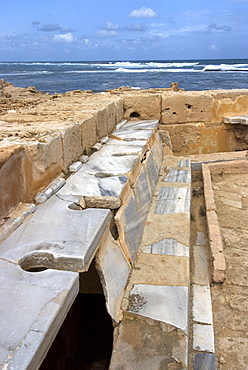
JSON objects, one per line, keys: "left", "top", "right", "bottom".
{"left": 128, "top": 284, "right": 188, "bottom": 332}
{"left": 96, "top": 232, "right": 131, "bottom": 322}
{"left": 193, "top": 285, "right": 213, "bottom": 325}
{"left": 142, "top": 212, "right": 191, "bottom": 248}
{"left": 96, "top": 107, "right": 108, "bottom": 139}
{"left": 128, "top": 253, "right": 189, "bottom": 286}
{"left": 123, "top": 94, "right": 161, "bottom": 120}
{"left": 114, "top": 98, "right": 124, "bottom": 125}
{"left": 0, "top": 195, "right": 110, "bottom": 272}
{"left": 81, "top": 116, "right": 97, "bottom": 154}
{"left": 59, "top": 123, "right": 82, "bottom": 170}
{"left": 161, "top": 91, "right": 214, "bottom": 124}
{"left": 0, "top": 148, "right": 25, "bottom": 220}
{"left": 212, "top": 93, "right": 248, "bottom": 121}
{"left": 202, "top": 164, "right": 216, "bottom": 211}
{"left": 110, "top": 312, "right": 188, "bottom": 369}
{"left": 107, "top": 101, "right": 117, "bottom": 133}
{"left": 0, "top": 259, "right": 78, "bottom": 370}
{"left": 193, "top": 324, "right": 215, "bottom": 353}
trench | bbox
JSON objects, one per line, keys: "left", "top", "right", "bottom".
{"left": 39, "top": 263, "right": 114, "bottom": 370}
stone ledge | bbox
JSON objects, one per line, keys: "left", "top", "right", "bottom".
{"left": 202, "top": 163, "right": 226, "bottom": 283}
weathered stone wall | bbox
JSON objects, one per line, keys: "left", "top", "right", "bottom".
{"left": 1, "top": 85, "right": 248, "bottom": 221}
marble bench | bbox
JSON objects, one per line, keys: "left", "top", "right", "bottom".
{"left": 0, "top": 119, "right": 163, "bottom": 369}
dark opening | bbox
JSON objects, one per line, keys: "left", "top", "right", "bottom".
{"left": 39, "top": 293, "right": 114, "bottom": 370}
{"left": 130, "top": 111, "right": 140, "bottom": 118}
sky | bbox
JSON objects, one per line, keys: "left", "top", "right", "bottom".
{"left": 0, "top": 0, "right": 247, "bottom": 61}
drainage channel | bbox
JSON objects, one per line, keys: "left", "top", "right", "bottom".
{"left": 39, "top": 265, "right": 114, "bottom": 370}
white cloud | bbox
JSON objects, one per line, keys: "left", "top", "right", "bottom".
{"left": 129, "top": 7, "right": 157, "bottom": 18}
{"left": 96, "top": 30, "right": 118, "bottom": 37}
{"left": 104, "top": 21, "right": 119, "bottom": 30}
{"left": 53, "top": 32, "right": 75, "bottom": 42}
{"left": 210, "top": 44, "right": 220, "bottom": 50}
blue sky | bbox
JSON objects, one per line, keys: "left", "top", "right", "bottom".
{"left": 0, "top": 0, "right": 247, "bottom": 61}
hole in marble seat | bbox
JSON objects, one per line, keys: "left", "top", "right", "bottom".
{"left": 68, "top": 202, "right": 82, "bottom": 210}
{"left": 19, "top": 251, "right": 56, "bottom": 272}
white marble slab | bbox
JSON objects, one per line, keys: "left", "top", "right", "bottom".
{"left": 78, "top": 152, "right": 139, "bottom": 177}
{"left": 0, "top": 196, "right": 110, "bottom": 272}
{"left": 0, "top": 259, "right": 78, "bottom": 370}
{"left": 193, "top": 324, "right": 215, "bottom": 353}
{"left": 178, "top": 158, "right": 191, "bottom": 168}
{"left": 142, "top": 238, "right": 189, "bottom": 257}
{"left": 58, "top": 172, "right": 128, "bottom": 202}
{"left": 128, "top": 284, "right": 188, "bottom": 332}
{"left": 100, "top": 143, "right": 146, "bottom": 157}
{"left": 111, "top": 127, "right": 153, "bottom": 141}
{"left": 165, "top": 169, "right": 191, "bottom": 183}
{"left": 157, "top": 186, "right": 191, "bottom": 200}
{"left": 193, "top": 285, "right": 213, "bottom": 325}
{"left": 123, "top": 119, "right": 159, "bottom": 131}
{"left": 96, "top": 233, "right": 131, "bottom": 323}
{"left": 224, "top": 115, "right": 248, "bottom": 125}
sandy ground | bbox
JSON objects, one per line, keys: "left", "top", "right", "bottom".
{"left": 190, "top": 168, "right": 248, "bottom": 369}
{"left": 211, "top": 172, "right": 248, "bottom": 370}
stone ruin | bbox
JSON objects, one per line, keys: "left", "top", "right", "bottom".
{"left": 0, "top": 82, "right": 248, "bottom": 369}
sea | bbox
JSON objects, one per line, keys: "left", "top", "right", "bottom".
{"left": 0, "top": 59, "right": 247, "bottom": 95}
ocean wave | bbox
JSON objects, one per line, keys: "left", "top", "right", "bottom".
{"left": 0, "top": 71, "right": 53, "bottom": 76}
{"left": 92, "top": 61, "right": 200, "bottom": 69}
{"left": 203, "top": 63, "right": 248, "bottom": 72}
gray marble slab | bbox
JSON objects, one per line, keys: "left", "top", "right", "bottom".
{"left": 96, "top": 232, "right": 131, "bottom": 323}
{"left": 196, "top": 231, "right": 207, "bottom": 246}
{"left": 116, "top": 167, "right": 152, "bottom": 264}
{"left": 155, "top": 196, "right": 191, "bottom": 215}
{"left": 193, "top": 353, "right": 215, "bottom": 370}
{"left": 107, "top": 137, "right": 149, "bottom": 149}
{"left": 123, "top": 119, "right": 159, "bottom": 131}
{"left": 128, "top": 284, "right": 188, "bottom": 332}
{"left": 193, "top": 285, "right": 213, "bottom": 325}
{"left": 0, "top": 259, "right": 78, "bottom": 370}
{"left": 165, "top": 168, "right": 191, "bottom": 183}
{"left": 142, "top": 238, "right": 189, "bottom": 257}
{"left": 193, "top": 246, "right": 210, "bottom": 286}
{"left": 0, "top": 196, "right": 110, "bottom": 272}
{"left": 193, "top": 324, "right": 215, "bottom": 353}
